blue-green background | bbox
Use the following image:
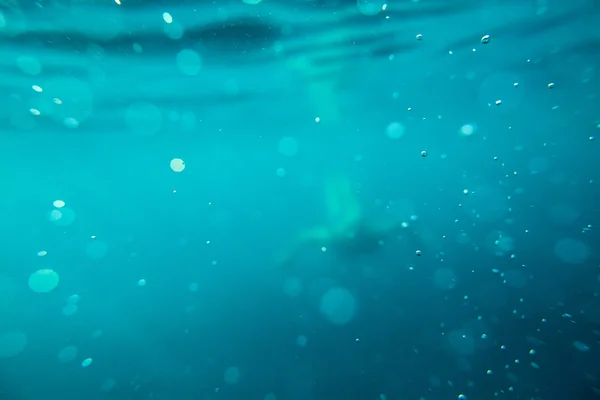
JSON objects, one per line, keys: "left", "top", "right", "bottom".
{"left": 0, "top": 0, "right": 599, "bottom": 399}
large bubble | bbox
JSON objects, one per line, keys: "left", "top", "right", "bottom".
{"left": 554, "top": 238, "right": 590, "bottom": 265}
{"left": 278, "top": 137, "right": 299, "bottom": 156}
{"left": 28, "top": 269, "right": 60, "bottom": 293}
{"left": 58, "top": 345, "right": 78, "bottom": 363}
{"left": 49, "top": 207, "right": 76, "bottom": 226}
{"left": 16, "top": 55, "right": 41, "bottom": 75}
{"left": 224, "top": 366, "right": 240, "bottom": 384}
{"left": 0, "top": 331, "right": 28, "bottom": 358}
{"left": 385, "top": 122, "right": 405, "bottom": 139}
{"left": 320, "top": 287, "right": 356, "bottom": 325}
{"left": 125, "top": 101, "right": 163, "bottom": 136}
{"left": 176, "top": 49, "right": 202, "bottom": 75}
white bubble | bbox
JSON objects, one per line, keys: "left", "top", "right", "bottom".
{"left": 58, "top": 345, "right": 78, "bottom": 363}
{"left": 554, "top": 238, "right": 590, "bottom": 265}
{"left": 138, "top": 279, "right": 146, "bottom": 286}
{"left": 478, "top": 72, "right": 524, "bottom": 110}
{"left": 385, "top": 122, "right": 405, "bottom": 139}
{"left": 320, "top": 287, "right": 356, "bottom": 325}
{"left": 162, "top": 13, "right": 172, "bottom": 23}
{"left": 53, "top": 199, "right": 65, "bottom": 208}
{"left": 28, "top": 269, "right": 60, "bottom": 293}
{"left": 86, "top": 240, "right": 108, "bottom": 259}
{"left": 224, "top": 366, "right": 240, "bottom": 384}
{"left": 176, "top": 49, "right": 202, "bottom": 76}
{"left": 81, "top": 357, "right": 93, "bottom": 367}
{"left": 433, "top": 268, "right": 456, "bottom": 290}
{"left": 37, "top": 250, "right": 47, "bottom": 257}
{"left": 283, "top": 277, "right": 303, "bottom": 297}
{"left": 170, "top": 158, "right": 185, "bottom": 172}
{"left": 459, "top": 124, "right": 476, "bottom": 136}
{"left": 0, "top": 331, "right": 28, "bottom": 358}
{"left": 278, "top": 136, "right": 299, "bottom": 156}
{"left": 125, "top": 101, "right": 162, "bottom": 136}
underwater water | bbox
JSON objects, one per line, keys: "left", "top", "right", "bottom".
{"left": 1, "top": 0, "right": 600, "bottom": 398}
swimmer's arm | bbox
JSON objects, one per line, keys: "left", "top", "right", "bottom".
{"left": 274, "top": 225, "right": 332, "bottom": 267}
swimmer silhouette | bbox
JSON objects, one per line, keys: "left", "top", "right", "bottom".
{"left": 274, "top": 173, "right": 411, "bottom": 267}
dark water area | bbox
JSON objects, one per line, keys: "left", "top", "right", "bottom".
{"left": 0, "top": 0, "right": 599, "bottom": 399}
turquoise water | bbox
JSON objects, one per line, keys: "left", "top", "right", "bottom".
{"left": 1, "top": 0, "right": 599, "bottom": 399}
